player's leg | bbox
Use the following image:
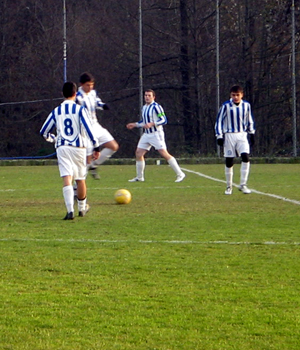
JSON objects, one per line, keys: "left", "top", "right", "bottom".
{"left": 128, "top": 147, "right": 147, "bottom": 182}
{"left": 237, "top": 133, "right": 251, "bottom": 194}
{"left": 87, "top": 151, "right": 100, "bottom": 180}
{"left": 74, "top": 147, "right": 94, "bottom": 195}
{"left": 157, "top": 149, "right": 185, "bottom": 182}
{"left": 89, "top": 129, "right": 119, "bottom": 179}
{"left": 239, "top": 153, "right": 251, "bottom": 194}
{"left": 93, "top": 139, "right": 119, "bottom": 166}
{"left": 223, "top": 133, "right": 236, "bottom": 194}
{"left": 225, "top": 157, "right": 234, "bottom": 195}
{"left": 149, "top": 131, "right": 185, "bottom": 182}
{"left": 76, "top": 179, "right": 90, "bottom": 216}
{"left": 75, "top": 148, "right": 91, "bottom": 216}
{"left": 129, "top": 134, "right": 150, "bottom": 182}
{"left": 62, "top": 175, "right": 75, "bottom": 220}
{"left": 57, "top": 147, "right": 75, "bottom": 219}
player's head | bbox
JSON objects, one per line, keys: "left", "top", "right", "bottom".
{"left": 230, "top": 85, "right": 244, "bottom": 104}
{"left": 230, "top": 85, "right": 243, "bottom": 94}
{"left": 80, "top": 72, "right": 95, "bottom": 84}
{"left": 79, "top": 72, "right": 95, "bottom": 93}
{"left": 144, "top": 89, "right": 155, "bottom": 105}
{"left": 62, "top": 82, "right": 77, "bottom": 98}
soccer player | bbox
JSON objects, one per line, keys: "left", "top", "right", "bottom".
{"left": 215, "top": 85, "right": 255, "bottom": 195}
{"left": 76, "top": 72, "right": 119, "bottom": 179}
{"left": 126, "top": 89, "right": 185, "bottom": 183}
{"left": 40, "top": 81, "right": 100, "bottom": 220}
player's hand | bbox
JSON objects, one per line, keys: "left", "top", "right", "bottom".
{"left": 144, "top": 122, "right": 154, "bottom": 129}
{"left": 217, "top": 138, "right": 224, "bottom": 147}
{"left": 103, "top": 104, "right": 109, "bottom": 110}
{"left": 126, "top": 123, "right": 136, "bottom": 130}
{"left": 45, "top": 133, "right": 56, "bottom": 143}
{"left": 93, "top": 151, "right": 100, "bottom": 160}
{"left": 249, "top": 134, "right": 255, "bottom": 147}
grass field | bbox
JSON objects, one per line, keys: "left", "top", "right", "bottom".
{"left": 0, "top": 163, "right": 300, "bottom": 349}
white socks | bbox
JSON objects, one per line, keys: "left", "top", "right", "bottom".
{"left": 63, "top": 185, "right": 74, "bottom": 213}
{"left": 93, "top": 148, "right": 115, "bottom": 166}
{"left": 240, "top": 162, "right": 250, "bottom": 186}
{"left": 167, "top": 157, "right": 183, "bottom": 176}
{"left": 77, "top": 197, "right": 87, "bottom": 212}
{"left": 225, "top": 166, "right": 233, "bottom": 187}
{"left": 136, "top": 160, "right": 145, "bottom": 179}
{"left": 225, "top": 162, "right": 250, "bottom": 187}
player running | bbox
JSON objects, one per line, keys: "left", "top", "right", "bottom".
{"left": 126, "top": 89, "right": 185, "bottom": 183}
{"left": 76, "top": 72, "right": 119, "bottom": 179}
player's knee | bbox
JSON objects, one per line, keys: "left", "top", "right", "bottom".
{"left": 112, "top": 142, "right": 119, "bottom": 152}
{"left": 241, "top": 153, "right": 249, "bottom": 163}
{"left": 135, "top": 148, "right": 145, "bottom": 159}
{"left": 225, "top": 157, "right": 234, "bottom": 168}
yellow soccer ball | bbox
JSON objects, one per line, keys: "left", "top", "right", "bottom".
{"left": 114, "top": 189, "right": 132, "bottom": 204}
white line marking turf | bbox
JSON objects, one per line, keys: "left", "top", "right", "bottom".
{"left": 181, "top": 167, "right": 300, "bottom": 206}
{"left": 1, "top": 167, "right": 299, "bottom": 246}
{"left": 0, "top": 238, "right": 299, "bottom": 245}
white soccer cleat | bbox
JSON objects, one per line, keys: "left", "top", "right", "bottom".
{"left": 79, "top": 203, "right": 90, "bottom": 217}
{"left": 128, "top": 177, "right": 144, "bottom": 182}
{"left": 239, "top": 185, "right": 251, "bottom": 194}
{"left": 224, "top": 186, "right": 232, "bottom": 195}
{"left": 175, "top": 173, "right": 186, "bottom": 183}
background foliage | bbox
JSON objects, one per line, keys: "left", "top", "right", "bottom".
{"left": 0, "top": 0, "right": 299, "bottom": 157}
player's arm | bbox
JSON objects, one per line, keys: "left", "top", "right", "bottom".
{"left": 92, "top": 146, "right": 100, "bottom": 160}
{"left": 215, "top": 105, "right": 225, "bottom": 139}
{"left": 79, "top": 107, "right": 100, "bottom": 148}
{"left": 126, "top": 121, "right": 144, "bottom": 129}
{"left": 95, "top": 92, "right": 109, "bottom": 110}
{"left": 215, "top": 106, "right": 226, "bottom": 146}
{"left": 40, "top": 112, "right": 56, "bottom": 142}
{"left": 154, "top": 105, "right": 167, "bottom": 126}
{"left": 246, "top": 104, "right": 255, "bottom": 147}
{"left": 246, "top": 104, "right": 255, "bottom": 134}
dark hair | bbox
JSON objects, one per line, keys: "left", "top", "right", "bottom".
{"left": 79, "top": 72, "right": 95, "bottom": 84}
{"left": 62, "top": 82, "right": 77, "bottom": 98}
{"left": 230, "top": 85, "right": 243, "bottom": 93}
{"left": 145, "top": 89, "right": 155, "bottom": 97}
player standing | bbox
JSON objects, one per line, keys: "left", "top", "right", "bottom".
{"left": 40, "top": 81, "right": 100, "bottom": 220}
{"left": 126, "top": 89, "right": 185, "bottom": 183}
{"left": 215, "top": 85, "right": 255, "bottom": 195}
{"left": 76, "top": 72, "right": 119, "bottom": 179}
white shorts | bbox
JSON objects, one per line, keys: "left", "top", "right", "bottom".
{"left": 137, "top": 130, "right": 167, "bottom": 151}
{"left": 57, "top": 146, "right": 87, "bottom": 180}
{"left": 87, "top": 123, "right": 114, "bottom": 156}
{"left": 223, "top": 132, "right": 249, "bottom": 158}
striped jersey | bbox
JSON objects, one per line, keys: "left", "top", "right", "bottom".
{"left": 76, "top": 87, "right": 105, "bottom": 125}
{"left": 40, "top": 100, "right": 99, "bottom": 149}
{"left": 215, "top": 98, "right": 255, "bottom": 138}
{"left": 137, "top": 101, "right": 167, "bottom": 134}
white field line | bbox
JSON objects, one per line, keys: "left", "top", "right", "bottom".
{"left": 0, "top": 238, "right": 299, "bottom": 245}
{"left": 181, "top": 167, "right": 300, "bottom": 206}
{"left": 1, "top": 167, "right": 299, "bottom": 246}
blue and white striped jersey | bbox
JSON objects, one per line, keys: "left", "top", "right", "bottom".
{"left": 137, "top": 101, "right": 167, "bottom": 134}
{"left": 76, "top": 87, "right": 105, "bottom": 125}
{"left": 40, "top": 100, "right": 99, "bottom": 149}
{"left": 215, "top": 98, "right": 255, "bottom": 138}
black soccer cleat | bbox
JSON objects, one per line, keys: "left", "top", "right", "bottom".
{"left": 63, "top": 212, "right": 74, "bottom": 220}
{"left": 89, "top": 167, "right": 100, "bottom": 180}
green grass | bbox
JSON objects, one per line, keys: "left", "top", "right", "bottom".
{"left": 0, "top": 163, "right": 300, "bottom": 349}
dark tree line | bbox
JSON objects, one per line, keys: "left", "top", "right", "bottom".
{"left": 0, "top": 0, "right": 299, "bottom": 158}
